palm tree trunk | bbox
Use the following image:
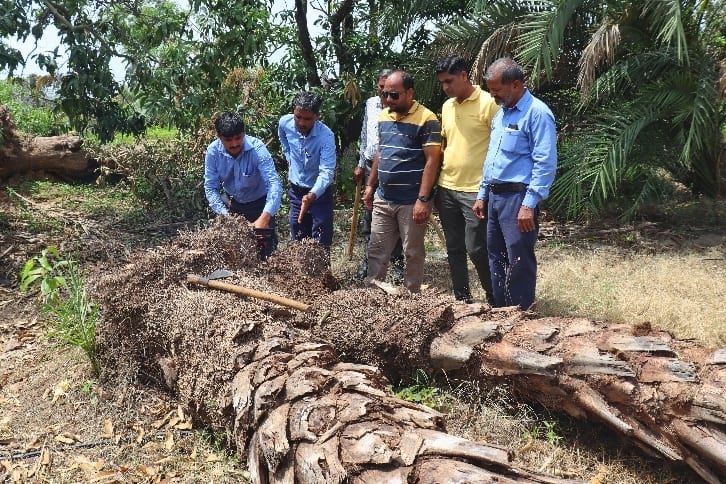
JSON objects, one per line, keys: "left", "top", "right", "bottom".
{"left": 94, "top": 219, "right": 725, "bottom": 483}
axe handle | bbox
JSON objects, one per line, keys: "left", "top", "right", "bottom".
{"left": 347, "top": 176, "right": 363, "bottom": 260}
{"left": 187, "top": 274, "right": 310, "bottom": 312}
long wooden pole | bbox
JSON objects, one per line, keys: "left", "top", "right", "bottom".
{"left": 186, "top": 274, "right": 310, "bottom": 312}
{"left": 346, "top": 176, "right": 363, "bottom": 260}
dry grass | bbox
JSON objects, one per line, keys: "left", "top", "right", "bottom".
{"left": 537, "top": 246, "right": 726, "bottom": 347}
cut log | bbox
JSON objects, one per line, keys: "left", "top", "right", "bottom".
{"left": 0, "top": 105, "right": 96, "bottom": 179}
{"left": 94, "top": 219, "right": 726, "bottom": 483}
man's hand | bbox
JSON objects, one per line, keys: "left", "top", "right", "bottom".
{"left": 252, "top": 212, "right": 272, "bottom": 229}
{"left": 363, "top": 186, "right": 375, "bottom": 210}
{"left": 472, "top": 199, "right": 487, "bottom": 220}
{"left": 413, "top": 199, "right": 431, "bottom": 225}
{"left": 298, "top": 193, "right": 316, "bottom": 224}
{"left": 517, "top": 206, "right": 535, "bottom": 232}
{"left": 353, "top": 166, "right": 364, "bottom": 182}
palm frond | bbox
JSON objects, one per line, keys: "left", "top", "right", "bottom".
{"left": 642, "top": 0, "right": 689, "bottom": 65}
{"left": 585, "top": 50, "right": 679, "bottom": 105}
{"left": 550, "top": 106, "right": 662, "bottom": 217}
{"left": 515, "top": 0, "right": 584, "bottom": 87}
{"left": 577, "top": 21, "right": 620, "bottom": 95}
{"left": 470, "top": 23, "right": 519, "bottom": 84}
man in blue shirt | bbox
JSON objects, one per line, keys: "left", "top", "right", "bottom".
{"left": 278, "top": 91, "right": 337, "bottom": 248}
{"left": 204, "top": 111, "right": 283, "bottom": 257}
{"left": 472, "top": 58, "right": 557, "bottom": 309}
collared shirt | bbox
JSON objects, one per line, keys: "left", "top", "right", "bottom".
{"left": 377, "top": 101, "right": 442, "bottom": 204}
{"left": 476, "top": 89, "right": 557, "bottom": 208}
{"left": 359, "top": 95, "right": 383, "bottom": 167}
{"left": 440, "top": 86, "right": 500, "bottom": 192}
{"left": 278, "top": 113, "right": 337, "bottom": 199}
{"left": 204, "top": 135, "right": 282, "bottom": 216}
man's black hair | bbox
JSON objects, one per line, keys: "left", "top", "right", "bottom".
{"left": 214, "top": 111, "right": 245, "bottom": 137}
{"left": 435, "top": 55, "right": 468, "bottom": 75}
{"left": 484, "top": 58, "right": 525, "bottom": 84}
{"left": 293, "top": 91, "right": 323, "bottom": 114}
{"left": 391, "top": 70, "right": 414, "bottom": 90}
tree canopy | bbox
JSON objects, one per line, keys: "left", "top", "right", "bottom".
{"left": 1, "top": 0, "right": 724, "bottom": 218}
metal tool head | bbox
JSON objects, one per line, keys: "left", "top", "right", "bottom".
{"left": 207, "top": 269, "right": 234, "bottom": 280}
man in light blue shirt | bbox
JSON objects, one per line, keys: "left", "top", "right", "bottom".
{"left": 204, "top": 111, "right": 282, "bottom": 257}
{"left": 472, "top": 58, "right": 557, "bottom": 309}
{"left": 278, "top": 91, "right": 337, "bottom": 248}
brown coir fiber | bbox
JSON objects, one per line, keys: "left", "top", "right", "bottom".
{"left": 93, "top": 218, "right": 455, "bottom": 426}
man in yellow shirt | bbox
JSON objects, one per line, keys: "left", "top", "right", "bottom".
{"left": 435, "top": 55, "right": 499, "bottom": 304}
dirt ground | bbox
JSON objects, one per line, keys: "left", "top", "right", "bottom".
{"left": 1, "top": 181, "right": 723, "bottom": 483}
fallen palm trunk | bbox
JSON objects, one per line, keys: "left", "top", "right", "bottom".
{"left": 94, "top": 219, "right": 724, "bottom": 482}
{"left": 422, "top": 307, "right": 726, "bottom": 483}
{"left": 0, "top": 105, "right": 96, "bottom": 180}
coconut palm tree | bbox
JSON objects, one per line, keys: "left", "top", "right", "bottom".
{"left": 432, "top": 0, "right": 724, "bottom": 218}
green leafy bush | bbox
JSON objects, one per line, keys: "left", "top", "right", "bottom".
{"left": 88, "top": 136, "right": 208, "bottom": 220}
{"left": 0, "top": 79, "right": 68, "bottom": 136}
{"left": 20, "top": 247, "right": 100, "bottom": 375}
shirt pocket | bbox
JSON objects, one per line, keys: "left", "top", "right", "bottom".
{"left": 500, "top": 130, "right": 529, "bottom": 154}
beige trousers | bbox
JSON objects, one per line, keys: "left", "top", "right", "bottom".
{"left": 366, "top": 195, "right": 427, "bottom": 292}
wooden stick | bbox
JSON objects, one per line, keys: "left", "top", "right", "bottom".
{"left": 431, "top": 216, "right": 447, "bottom": 248}
{"left": 187, "top": 274, "right": 310, "bottom": 312}
{"left": 347, "top": 177, "right": 363, "bottom": 260}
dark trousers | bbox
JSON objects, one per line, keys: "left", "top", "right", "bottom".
{"left": 289, "top": 185, "right": 334, "bottom": 248}
{"left": 438, "top": 187, "right": 492, "bottom": 301}
{"left": 487, "top": 190, "right": 539, "bottom": 309}
{"left": 230, "top": 195, "right": 278, "bottom": 257}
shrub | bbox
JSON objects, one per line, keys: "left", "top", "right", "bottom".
{"left": 0, "top": 78, "right": 68, "bottom": 136}
{"left": 20, "top": 247, "right": 100, "bottom": 375}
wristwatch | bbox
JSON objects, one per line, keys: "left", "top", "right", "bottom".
{"left": 417, "top": 195, "right": 431, "bottom": 202}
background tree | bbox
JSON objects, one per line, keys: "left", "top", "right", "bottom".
{"left": 430, "top": 0, "right": 725, "bottom": 218}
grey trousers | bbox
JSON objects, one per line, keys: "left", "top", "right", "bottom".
{"left": 367, "top": 195, "right": 427, "bottom": 292}
{"left": 438, "top": 187, "right": 493, "bottom": 300}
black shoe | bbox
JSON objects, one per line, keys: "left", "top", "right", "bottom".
{"left": 454, "top": 291, "right": 474, "bottom": 304}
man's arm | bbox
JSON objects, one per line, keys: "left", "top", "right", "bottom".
{"left": 253, "top": 141, "right": 283, "bottom": 228}
{"left": 277, "top": 116, "right": 291, "bottom": 161}
{"left": 413, "top": 143, "right": 442, "bottom": 224}
{"left": 362, "top": 148, "right": 380, "bottom": 210}
{"left": 308, "top": 127, "right": 337, "bottom": 199}
{"left": 203, "top": 148, "right": 229, "bottom": 215}
{"left": 522, "top": 109, "right": 557, "bottom": 209}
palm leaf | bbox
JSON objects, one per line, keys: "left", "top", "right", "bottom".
{"left": 642, "top": 0, "right": 689, "bottom": 65}
{"left": 577, "top": 21, "right": 620, "bottom": 95}
{"left": 515, "top": 0, "right": 584, "bottom": 87}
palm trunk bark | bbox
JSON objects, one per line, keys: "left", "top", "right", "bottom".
{"left": 94, "top": 219, "right": 725, "bottom": 483}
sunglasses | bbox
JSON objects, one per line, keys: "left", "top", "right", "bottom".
{"left": 381, "top": 91, "right": 401, "bottom": 100}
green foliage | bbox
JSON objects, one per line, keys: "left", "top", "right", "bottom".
{"left": 394, "top": 369, "right": 440, "bottom": 408}
{"left": 20, "top": 247, "right": 100, "bottom": 375}
{"left": 88, "top": 136, "right": 208, "bottom": 220}
{"left": 523, "top": 420, "right": 563, "bottom": 446}
{"left": 0, "top": 79, "right": 67, "bottom": 136}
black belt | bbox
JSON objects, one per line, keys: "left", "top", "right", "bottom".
{"left": 289, "top": 182, "right": 311, "bottom": 196}
{"left": 489, "top": 182, "right": 527, "bottom": 194}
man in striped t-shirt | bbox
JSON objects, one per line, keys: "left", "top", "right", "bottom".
{"left": 362, "top": 70, "right": 442, "bottom": 292}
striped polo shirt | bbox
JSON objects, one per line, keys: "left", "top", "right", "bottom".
{"left": 377, "top": 101, "right": 442, "bottom": 204}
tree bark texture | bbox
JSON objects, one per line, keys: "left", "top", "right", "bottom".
{"left": 0, "top": 105, "right": 96, "bottom": 179}
{"left": 94, "top": 219, "right": 725, "bottom": 483}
